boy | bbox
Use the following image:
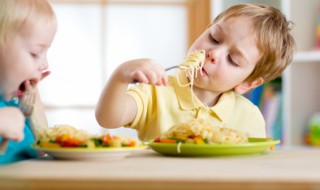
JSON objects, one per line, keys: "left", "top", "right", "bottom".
{"left": 95, "top": 4, "right": 295, "bottom": 141}
{"left": 0, "top": 0, "right": 56, "bottom": 164}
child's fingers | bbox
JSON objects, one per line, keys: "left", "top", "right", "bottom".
{"left": 6, "top": 125, "right": 24, "bottom": 142}
{"left": 40, "top": 70, "right": 51, "bottom": 81}
{"left": 159, "top": 68, "right": 168, "bottom": 86}
{"left": 12, "top": 132, "right": 24, "bottom": 142}
{"left": 130, "top": 70, "right": 149, "bottom": 84}
{"left": 162, "top": 74, "right": 168, "bottom": 86}
{"left": 155, "top": 72, "right": 168, "bottom": 86}
{"left": 145, "top": 70, "right": 166, "bottom": 85}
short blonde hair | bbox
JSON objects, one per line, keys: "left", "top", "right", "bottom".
{"left": 213, "top": 4, "right": 295, "bottom": 83}
{"left": 0, "top": 0, "right": 56, "bottom": 44}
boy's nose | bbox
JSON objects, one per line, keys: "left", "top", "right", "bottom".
{"left": 207, "top": 50, "right": 216, "bottom": 64}
{"left": 39, "top": 59, "right": 49, "bottom": 71}
{"left": 207, "top": 47, "right": 226, "bottom": 64}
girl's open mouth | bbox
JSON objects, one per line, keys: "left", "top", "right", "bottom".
{"left": 17, "top": 80, "right": 35, "bottom": 98}
{"left": 17, "top": 81, "right": 27, "bottom": 98}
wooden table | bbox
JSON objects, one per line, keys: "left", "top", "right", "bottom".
{"left": 0, "top": 147, "right": 320, "bottom": 190}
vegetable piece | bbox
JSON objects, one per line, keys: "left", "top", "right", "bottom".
{"left": 160, "top": 138, "right": 177, "bottom": 144}
{"left": 175, "top": 135, "right": 188, "bottom": 141}
{"left": 102, "top": 133, "right": 112, "bottom": 146}
{"left": 91, "top": 138, "right": 102, "bottom": 147}
{"left": 55, "top": 134, "right": 83, "bottom": 147}
{"left": 61, "top": 138, "right": 83, "bottom": 147}
{"left": 171, "top": 137, "right": 186, "bottom": 143}
{"left": 269, "top": 144, "right": 275, "bottom": 151}
{"left": 194, "top": 137, "right": 205, "bottom": 144}
{"left": 40, "top": 141, "right": 61, "bottom": 148}
{"left": 109, "top": 137, "right": 122, "bottom": 147}
{"left": 86, "top": 140, "right": 96, "bottom": 149}
{"left": 55, "top": 134, "right": 70, "bottom": 143}
{"left": 127, "top": 141, "right": 136, "bottom": 147}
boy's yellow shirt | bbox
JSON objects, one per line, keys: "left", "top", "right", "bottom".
{"left": 126, "top": 71, "right": 266, "bottom": 141}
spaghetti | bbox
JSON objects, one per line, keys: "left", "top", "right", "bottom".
{"left": 176, "top": 49, "right": 206, "bottom": 87}
{"left": 37, "top": 125, "right": 140, "bottom": 148}
{"left": 155, "top": 119, "right": 248, "bottom": 144}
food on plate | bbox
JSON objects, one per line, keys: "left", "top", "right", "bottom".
{"left": 37, "top": 125, "right": 140, "bottom": 148}
{"left": 153, "top": 119, "right": 248, "bottom": 144}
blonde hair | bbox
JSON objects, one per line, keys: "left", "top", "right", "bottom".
{"left": 212, "top": 4, "right": 295, "bottom": 83}
{"left": 0, "top": 0, "right": 56, "bottom": 44}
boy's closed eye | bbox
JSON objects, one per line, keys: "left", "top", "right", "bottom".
{"left": 227, "top": 55, "right": 239, "bottom": 67}
{"left": 209, "top": 34, "right": 219, "bottom": 44}
{"left": 208, "top": 34, "right": 239, "bottom": 67}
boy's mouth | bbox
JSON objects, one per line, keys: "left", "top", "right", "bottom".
{"left": 201, "top": 67, "right": 208, "bottom": 76}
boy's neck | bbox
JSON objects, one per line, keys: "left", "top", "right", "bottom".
{"left": 192, "top": 86, "right": 222, "bottom": 107}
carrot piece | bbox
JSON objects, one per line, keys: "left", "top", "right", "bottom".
{"left": 55, "top": 134, "right": 70, "bottom": 143}
{"left": 127, "top": 141, "right": 136, "bottom": 147}
{"left": 160, "top": 138, "right": 177, "bottom": 144}
{"left": 269, "top": 145, "right": 275, "bottom": 151}
{"left": 102, "top": 133, "right": 112, "bottom": 145}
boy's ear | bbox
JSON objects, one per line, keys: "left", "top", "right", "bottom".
{"left": 234, "top": 77, "right": 264, "bottom": 94}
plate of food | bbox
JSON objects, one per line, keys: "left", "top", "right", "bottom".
{"left": 33, "top": 125, "right": 146, "bottom": 160}
{"left": 149, "top": 119, "right": 280, "bottom": 157}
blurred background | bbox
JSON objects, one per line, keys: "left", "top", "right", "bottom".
{"left": 43, "top": 0, "right": 320, "bottom": 147}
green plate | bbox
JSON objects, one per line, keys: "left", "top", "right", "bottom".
{"left": 149, "top": 138, "right": 280, "bottom": 157}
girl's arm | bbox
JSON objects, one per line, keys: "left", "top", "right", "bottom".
{"left": 95, "top": 59, "right": 168, "bottom": 129}
{"left": 0, "top": 107, "right": 25, "bottom": 141}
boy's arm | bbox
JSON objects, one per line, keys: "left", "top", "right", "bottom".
{"left": 95, "top": 74, "right": 137, "bottom": 128}
{"left": 95, "top": 59, "right": 168, "bottom": 129}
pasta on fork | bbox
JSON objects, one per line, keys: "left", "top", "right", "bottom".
{"left": 177, "top": 49, "right": 206, "bottom": 87}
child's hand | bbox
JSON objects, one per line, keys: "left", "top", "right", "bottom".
{"left": 40, "top": 70, "right": 51, "bottom": 81}
{"left": 0, "top": 107, "right": 25, "bottom": 142}
{"left": 29, "top": 88, "right": 49, "bottom": 136}
{"left": 117, "top": 59, "right": 168, "bottom": 86}
{"left": 29, "top": 71, "right": 51, "bottom": 87}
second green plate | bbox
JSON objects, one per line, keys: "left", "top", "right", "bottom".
{"left": 149, "top": 138, "right": 280, "bottom": 157}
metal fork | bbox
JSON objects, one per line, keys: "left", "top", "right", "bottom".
{"left": 165, "top": 65, "right": 190, "bottom": 72}
{"left": 0, "top": 86, "right": 35, "bottom": 155}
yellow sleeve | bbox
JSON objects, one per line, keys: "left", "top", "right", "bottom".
{"left": 124, "top": 84, "right": 151, "bottom": 132}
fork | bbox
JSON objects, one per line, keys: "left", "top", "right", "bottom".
{"left": 0, "top": 85, "right": 35, "bottom": 155}
{"left": 165, "top": 65, "right": 190, "bottom": 72}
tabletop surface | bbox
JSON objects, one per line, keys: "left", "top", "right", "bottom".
{"left": 0, "top": 147, "right": 320, "bottom": 190}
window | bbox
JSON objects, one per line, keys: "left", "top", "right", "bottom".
{"left": 43, "top": 0, "right": 210, "bottom": 136}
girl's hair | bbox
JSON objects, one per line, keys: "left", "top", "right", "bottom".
{"left": 0, "top": 0, "right": 56, "bottom": 44}
{"left": 212, "top": 3, "right": 295, "bottom": 83}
